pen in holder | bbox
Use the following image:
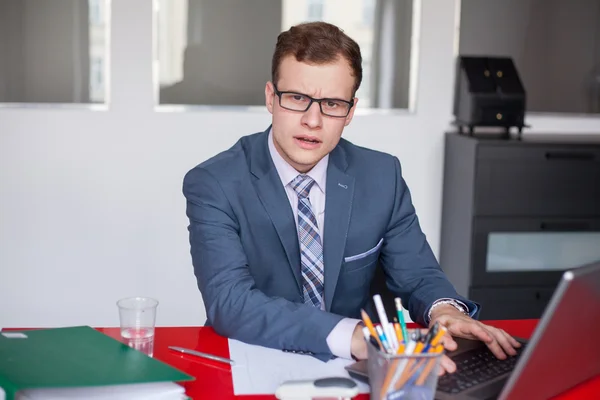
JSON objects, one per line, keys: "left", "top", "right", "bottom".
{"left": 366, "top": 339, "right": 443, "bottom": 400}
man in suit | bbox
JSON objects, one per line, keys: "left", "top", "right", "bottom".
{"left": 183, "top": 21, "right": 520, "bottom": 372}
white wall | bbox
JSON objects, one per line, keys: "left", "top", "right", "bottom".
{"left": 1, "top": 0, "right": 600, "bottom": 329}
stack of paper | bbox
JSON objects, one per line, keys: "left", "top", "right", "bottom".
{"left": 16, "top": 382, "right": 186, "bottom": 400}
{"left": 0, "top": 326, "right": 193, "bottom": 400}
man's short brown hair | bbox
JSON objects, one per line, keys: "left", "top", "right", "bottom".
{"left": 271, "top": 21, "right": 363, "bottom": 97}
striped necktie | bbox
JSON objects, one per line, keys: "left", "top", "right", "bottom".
{"left": 290, "top": 174, "right": 324, "bottom": 308}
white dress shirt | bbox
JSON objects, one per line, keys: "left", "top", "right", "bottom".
{"left": 268, "top": 131, "right": 360, "bottom": 359}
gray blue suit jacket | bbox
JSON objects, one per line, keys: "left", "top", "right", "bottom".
{"left": 183, "top": 126, "right": 478, "bottom": 361}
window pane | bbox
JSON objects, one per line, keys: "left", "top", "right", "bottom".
{"left": 307, "top": 0, "right": 324, "bottom": 21}
{"left": 0, "top": 0, "right": 108, "bottom": 104}
{"left": 459, "top": 0, "right": 600, "bottom": 115}
{"left": 486, "top": 232, "right": 600, "bottom": 272}
{"left": 156, "top": 0, "right": 413, "bottom": 109}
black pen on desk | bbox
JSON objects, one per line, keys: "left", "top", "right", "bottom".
{"left": 168, "top": 346, "right": 236, "bottom": 366}
{"left": 362, "top": 326, "right": 382, "bottom": 351}
{"left": 423, "top": 322, "right": 438, "bottom": 345}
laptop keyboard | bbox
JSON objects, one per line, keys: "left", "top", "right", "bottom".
{"left": 436, "top": 344, "right": 526, "bottom": 394}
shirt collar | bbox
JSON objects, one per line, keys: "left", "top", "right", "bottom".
{"left": 268, "top": 128, "right": 328, "bottom": 194}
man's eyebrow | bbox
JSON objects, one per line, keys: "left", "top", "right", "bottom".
{"left": 276, "top": 87, "right": 307, "bottom": 94}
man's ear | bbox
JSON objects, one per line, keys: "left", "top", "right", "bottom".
{"left": 265, "top": 81, "right": 275, "bottom": 114}
{"left": 344, "top": 97, "right": 359, "bottom": 126}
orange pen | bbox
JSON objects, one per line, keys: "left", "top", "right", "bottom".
{"left": 360, "top": 309, "right": 383, "bottom": 350}
{"left": 429, "top": 325, "right": 448, "bottom": 349}
{"left": 415, "top": 344, "right": 446, "bottom": 385}
{"left": 393, "top": 320, "right": 403, "bottom": 343}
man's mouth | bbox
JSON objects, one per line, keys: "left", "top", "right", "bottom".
{"left": 295, "top": 136, "right": 321, "bottom": 144}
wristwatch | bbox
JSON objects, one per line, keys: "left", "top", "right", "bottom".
{"left": 427, "top": 298, "right": 469, "bottom": 323}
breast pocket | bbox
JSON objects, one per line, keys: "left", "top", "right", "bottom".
{"left": 342, "top": 238, "right": 383, "bottom": 273}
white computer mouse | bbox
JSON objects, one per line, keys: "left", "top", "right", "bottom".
{"left": 275, "top": 377, "right": 360, "bottom": 400}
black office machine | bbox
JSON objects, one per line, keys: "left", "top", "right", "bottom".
{"left": 440, "top": 132, "right": 600, "bottom": 320}
{"left": 453, "top": 56, "right": 527, "bottom": 137}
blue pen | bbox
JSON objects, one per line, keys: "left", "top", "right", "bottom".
{"left": 375, "top": 325, "right": 392, "bottom": 353}
{"left": 421, "top": 322, "right": 439, "bottom": 352}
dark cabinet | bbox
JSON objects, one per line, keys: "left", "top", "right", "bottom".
{"left": 440, "top": 132, "right": 600, "bottom": 320}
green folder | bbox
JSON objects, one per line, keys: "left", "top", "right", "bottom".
{"left": 0, "top": 326, "right": 194, "bottom": 400}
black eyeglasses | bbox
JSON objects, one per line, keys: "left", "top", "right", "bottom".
{"left": 272, "top": 84, "right": 355, "bottom": 118}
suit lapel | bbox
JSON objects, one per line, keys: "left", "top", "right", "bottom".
{"left": 323, "top": 145, "right": 354, "bottom": 311}
{"left": 250, "top": 129, "right": 302, "bottom": 290}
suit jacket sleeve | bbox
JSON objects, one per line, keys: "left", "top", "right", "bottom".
{"left": 379, "top": 157, "right": 478, "bottom": 325}
{"left": 183, "top": 167, "right": 344, "bottom": 361}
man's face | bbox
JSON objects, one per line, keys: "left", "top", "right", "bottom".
{"left": 265, "top": 55, "right": 358, "bottom": 173}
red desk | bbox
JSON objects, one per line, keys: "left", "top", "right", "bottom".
{"left": 97, "top": 319, "right": 600, "bottom": 399}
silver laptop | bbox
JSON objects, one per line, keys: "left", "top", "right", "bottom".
{"left": 345, "top": 261, "right": 600, "bottom": 399}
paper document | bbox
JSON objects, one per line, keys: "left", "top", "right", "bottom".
{"left": 16, "top": 382, "right": 186, "bottom": 400}
{"left": 229, "top": 339, "right": 370, "bottom": 395}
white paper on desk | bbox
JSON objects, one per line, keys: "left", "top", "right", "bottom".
{"left": 229, "top": 339, "right": 370, "bottom": 396}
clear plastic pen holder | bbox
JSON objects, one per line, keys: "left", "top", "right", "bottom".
{"left": 367, "top": 341, "right": 443, "bottom": 400}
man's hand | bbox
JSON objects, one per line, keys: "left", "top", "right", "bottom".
{"left": 429, "top": 304, "right": 522, "bottom": 375}
{"left": 351, "top": 323, "right": 368, "bottom": 360}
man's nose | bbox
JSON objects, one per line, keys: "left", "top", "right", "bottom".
{"left": 301, "top": 101, "right": 323, "bottom": 129}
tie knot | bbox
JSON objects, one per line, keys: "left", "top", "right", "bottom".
{"left": 291, "top": 174, "right": 316, "bottom": 199}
